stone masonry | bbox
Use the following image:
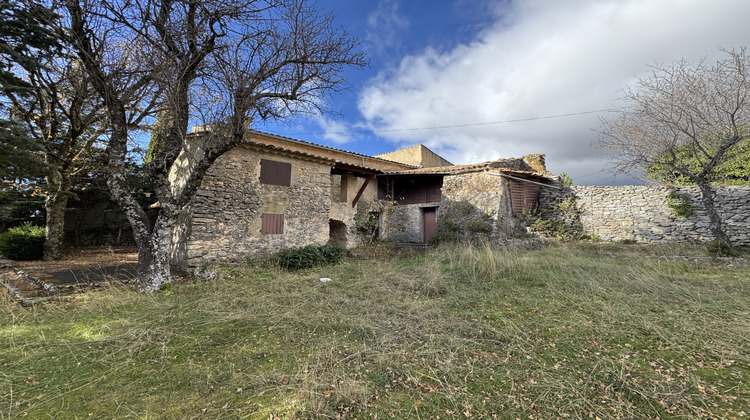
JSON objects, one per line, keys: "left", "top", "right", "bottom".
{"left": 172, "top": 144, "right": 334, "bottom": 270}
{"left": 439, "top": 172, "right": 524, "bottom": 239}
{"left": 382, "top": 171, "right": 527, "bottom": 243}
{"left": 539, "top": 185, "right": 750, "bottom": 245}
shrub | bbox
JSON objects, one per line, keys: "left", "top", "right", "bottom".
{"left": 428, "top": 231, "right": 461, "bottom": 245}
{"left": 559, "top": 172, "right": 574, "bottom": 187}
{"left": 0, "top": 222, "right": 45, "bottom": 260}
{"left": 707, "top": 240, "right": 741, "bottom": 257}
{"left": 466, "top": 220, "right": 491, "bottom": 234}
{"left": 274, "top": 244, "right": 345, "bottom": 271}
{"left": 666, "top": 190, "right": 695, "bottom": 218}
{"left": 530, "top": 217, "right": 591, "bottom": 241}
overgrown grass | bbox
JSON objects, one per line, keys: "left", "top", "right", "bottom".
{"left": 1, "top": 242, "right": 748, "bottom": 418}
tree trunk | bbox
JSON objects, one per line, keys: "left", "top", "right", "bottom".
{"left": 696, "top": 181, "right": 730, "bottom": 243}
{"left": 43, "top": 171, "right": 72, "bottom": 260}
{"left": 135, "top": 208, "right": 175, "bottom": 292}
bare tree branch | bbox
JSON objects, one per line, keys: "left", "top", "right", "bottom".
{"left": 599, "top": 48, "right": 750, "bottom": 243}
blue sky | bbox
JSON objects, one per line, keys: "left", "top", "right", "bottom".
{"left": 254, "top": 0, "right": 750, "bottom": 185}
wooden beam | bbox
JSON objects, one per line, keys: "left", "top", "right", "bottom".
{"left": 351, "top": 175, "right": 375, "bottom": 208}
{"left": 334, "top": 162, "right": 380, "bottom": 176}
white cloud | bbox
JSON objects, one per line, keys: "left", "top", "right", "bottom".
{"left": 358, "top": 0, "right": 750, "bottom": 185}
{"left": 366, "top": 0, "right": 409, "bottom": 56}
{"left": 316, "top": 117, "right": 353, "bottom": 144}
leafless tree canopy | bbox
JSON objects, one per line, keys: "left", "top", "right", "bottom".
{"left": 599, "top": 48, "right": 750, "bottom": 243}
{"left": 599, "top": 48, "right": 750, "bottom": 180}
{"left": 63, "top": 0, "right": 368, "bottom": 291}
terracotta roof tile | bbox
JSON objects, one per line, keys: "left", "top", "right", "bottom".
{"left": 245, "top": 130, "right": 416, "bottom": 172}
{"left": 384, "top": 157, "right": 533, "bottom": 175}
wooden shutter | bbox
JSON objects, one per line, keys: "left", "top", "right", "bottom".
{"left": 509, "top": 179, "right": 540, "bottom": 214}
{"left": 424, "top": 177, "right": 443, "bottom": 203}
{"left": 261, "top": 213, "right": 284, "bottom": 234}
{"left": 395, "top": 176, "right": 443, "bottom": 204}
{"left": 259, "top": 159, "right": 291, "bottom": 186}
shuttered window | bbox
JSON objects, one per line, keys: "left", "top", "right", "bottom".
{"left": 509, "top": 179, "right": 541, "bottom": 214}
{"left": 259, "top": 159, "right": 291, "bottom": 186}
{"left": 261, "top": 213, "right": 284, "bottom": 234}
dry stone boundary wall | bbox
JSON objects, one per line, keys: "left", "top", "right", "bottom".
{"left": 539, "top": 185, "right": 750, "bottom": 246}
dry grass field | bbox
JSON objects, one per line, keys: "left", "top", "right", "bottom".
{"left": 1, "top": 241, "right": 748, "bottom": 419}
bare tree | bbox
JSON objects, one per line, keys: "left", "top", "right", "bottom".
{"left": 599, "top": 48, "right": 750, "bottom": 244}
{"left": 64, "top": 0, "right": 367, "bottom": 291}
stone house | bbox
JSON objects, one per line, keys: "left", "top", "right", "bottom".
{"left": 377, "top": 155, "right": 553, "bottom": 243}
{"left": 169, "top": 130, "right": 554, "bottom": 271}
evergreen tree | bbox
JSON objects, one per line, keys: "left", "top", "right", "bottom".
{"left": 144, "top": 111, "right": 170, "bottom": 168}
{"left": 0, "top": 0, "right": 58, "bottom": 182}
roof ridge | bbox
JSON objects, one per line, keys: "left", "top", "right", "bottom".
{"left": 246, "top": 129, "right": 418, "bottom": 168}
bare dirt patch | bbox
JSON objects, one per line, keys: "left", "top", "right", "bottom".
{"left": 12, "top": 246, "right": 138, "bottom": 284}
{"left": 1, "top": 247, "right": 139, "bottom": 305}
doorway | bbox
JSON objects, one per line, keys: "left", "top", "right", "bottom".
{"left": 329, "top": 219, "right": 347, "bottom": 246}
{"left": 423, "top": 207, "right": 437, "bottom": 243}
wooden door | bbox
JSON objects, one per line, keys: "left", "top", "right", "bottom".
{"left": 423, "top": 207, "right": 437, "bottom": 243}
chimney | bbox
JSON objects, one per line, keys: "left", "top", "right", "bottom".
{"left": 522, "top": 154, "right": 547, "bottom": 174}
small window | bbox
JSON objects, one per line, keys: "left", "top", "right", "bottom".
{"left": 261, "top": 213, "right": 284, "bottom": 234}
{"left": 259, "top": 159, "right": 291, "bottom": 186}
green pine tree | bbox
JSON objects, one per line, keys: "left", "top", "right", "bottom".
{"left": 144, "top": 111, "right": 170, "bottom": 168}
{"left": 0, "top": 0, "right": 59, "bottom": 183}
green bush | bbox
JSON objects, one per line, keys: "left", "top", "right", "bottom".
{"left": 0, "top": 223, "right": 45, "bottom": 260}
{"left": 466, "top": 220, "right": 491, "bottom": 234}
{"left": 666, "top": 190, "right": 695, "bottom": 218}
{"left": 428, "top": 231, "right": 461, "bottom": 245}
{"left": 707, "top": 240, "right": 741, "bottom": 257}
{"left": 274, "top": 244, "right": 345, "bottom": 271}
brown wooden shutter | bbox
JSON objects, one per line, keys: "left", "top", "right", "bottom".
{"left": 259, "top": 159, "right": 291, "bottom": 186}
{"left": 395, "top": 176, "right": 443, "bottom": 204}
{"left": 509, "top": 179, "right": 540, "bottom": 214}
{"left": 261, "top": 213, "right": 284, "bottom": 234}
{"left": 424, "top": 177, "right": 443, "bottom": 203}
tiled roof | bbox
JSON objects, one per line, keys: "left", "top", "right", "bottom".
{"left": 383, "top": 157, "right": 536, "bottom": 175}
{"left": 245, "top": 130, "right": 417, "bottom": 171}
{"left": 242, "top": 141, "right": 336, "bottom": 163}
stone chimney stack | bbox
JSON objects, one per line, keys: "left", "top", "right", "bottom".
{"left": 522, "top": 154, "right": 549, "bottom": 174}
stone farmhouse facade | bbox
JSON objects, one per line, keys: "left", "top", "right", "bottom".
{"left": 169, "top": 130, "right": 554, "bottom": 271}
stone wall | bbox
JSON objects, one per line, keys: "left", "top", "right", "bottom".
{"left": 170, "top": 144, "right": 385, "bottom": 271}
{"left": 382, "top": 203, "right": 436, "bottom": 243}
{"left": 329, "top": 174, "right": 379, "bottom": 249}
{"left": 436, "top": 172, "right": 525, "bottom": 241}
{"left": 171, "top": 145, "right": 335, "bottom": 270}
{"left": 381, "top": 171, "right": 526, "bottom": 244}
{"left": 539, "top": 185, "right": 750, "bottom": 245}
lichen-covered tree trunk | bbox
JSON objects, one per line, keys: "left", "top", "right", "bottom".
{"left": 696, "top": 182, "right": 730, "bottom": 243}
{"left": 103, "top": 98, "right": 172, "bottom": 291}
{"left": 136, "top": 211, "right": 174, "bottom": 292}
{"left": 43, "top": 171, "right": 72, "bottom": 260}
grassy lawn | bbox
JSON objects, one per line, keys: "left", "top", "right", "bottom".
{"left": 1, "top": 242, "right": 748, "bottom": 419}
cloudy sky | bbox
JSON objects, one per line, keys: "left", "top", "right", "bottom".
{"left": 257, "top": 0, "right": 750, "bottom": 185}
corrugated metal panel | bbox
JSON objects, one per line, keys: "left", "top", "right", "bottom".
{"left": 261, "top": 213, "right": 284, "bottom": 234}
{"left": 509, "top": 179, "right": 540, "bottom": 214}
{"left": 259, "top": 159, "right": 292, "bottom": 186}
